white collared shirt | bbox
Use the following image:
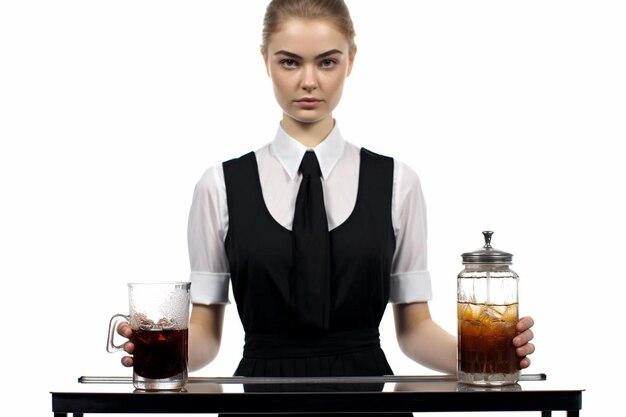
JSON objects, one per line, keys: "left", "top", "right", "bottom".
{"left": 188, "top": 123, "right": 432, "bottom": 305}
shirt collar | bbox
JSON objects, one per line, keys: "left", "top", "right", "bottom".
{"left": 270, "top": 122, "right": 346, "bottom": 180}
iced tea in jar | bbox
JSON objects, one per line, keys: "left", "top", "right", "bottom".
{"left": 457, "top": 231, "right": 520, "bottom": 386}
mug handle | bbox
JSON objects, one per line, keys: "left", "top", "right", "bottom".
{"left": 107, "top": 313, "right": 130, "bottom": 353}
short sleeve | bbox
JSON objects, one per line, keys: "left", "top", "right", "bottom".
{"left": 187, "top": 165, "right": 231, "bottom": 305}
{"left": 389, "top": 160, "right": 433, "bottom": 304}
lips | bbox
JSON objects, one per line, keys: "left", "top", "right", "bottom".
{"left": 295, "top": 97, "right": 322, "bottom": 103}
{"left": 294, "top": 97, "right": 323, "bottom": 109}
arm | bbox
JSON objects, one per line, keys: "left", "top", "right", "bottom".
{"left": 390, "top": 163, "right": 455, "bottom": 373}
{"left": 187, "top": 165, "right": 230, "bottom": 372}
{"left": 392, "top": 302, "right": 457, "bottom": 374}
{"left": 188, "top": 303, "right": 225, "bottom": 372}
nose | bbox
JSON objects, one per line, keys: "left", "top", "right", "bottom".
{"left": 301, "top": 65, "right": 317, "bottom": 92}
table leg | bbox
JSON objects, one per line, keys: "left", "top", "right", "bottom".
{"left": 541, "top": 412, "right": 551, "bottom": 417}
{"left": 566, "top": 411, "right": 579, "bottom": 417}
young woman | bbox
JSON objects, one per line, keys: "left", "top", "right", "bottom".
{"left": 119, "top": 0, "right": 535, "bottom": 389}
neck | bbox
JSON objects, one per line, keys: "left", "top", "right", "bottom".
{"left": 281, "top": 115, "right": 335, "bottom": 148}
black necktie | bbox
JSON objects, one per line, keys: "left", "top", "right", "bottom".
{"left": 292, "top": 151, "right": 330, "bottom": 330}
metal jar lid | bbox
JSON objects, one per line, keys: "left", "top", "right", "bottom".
{"left": 461, "top": 231, "right": 513, "bottom": 264}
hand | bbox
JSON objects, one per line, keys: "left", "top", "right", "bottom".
{"left": 116, "top": 321, "right": 135, "bottom": 368}
{"left": 513, "top": 316, "right": 535, "bottom": 369}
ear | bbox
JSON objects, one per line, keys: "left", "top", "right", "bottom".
{"left": 261, "top": 47, "right": 270, "bottom": 77}
{"left": 346, "top": 47, "right": 357, "bottom": 77}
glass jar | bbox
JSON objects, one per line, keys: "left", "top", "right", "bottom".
{"left": 457, "top": 231, "right": 520, "bottom": 386}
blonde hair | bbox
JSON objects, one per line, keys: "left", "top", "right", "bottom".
{"left": 261, "top": 0, "right": 357, "bottom": 57}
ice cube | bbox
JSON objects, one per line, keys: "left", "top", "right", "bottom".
{"left": 458, "top": 303, "right": 473, "bottom": 320}
{"left": 138, "top": 318, "right": 156, "bottom": 330}
{"left": 478, "top": 305, "right": 505, "bottom": 326}
{"left": 157, "top": 317, "right": 176, "bottom": 330}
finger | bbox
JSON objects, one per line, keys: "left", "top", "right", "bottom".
{"left": 117, "top": 322, "right": 133, "bottom": 338}
{"left": 121, "top": 356, "right": 134, "bottom": 368}
{"left": 123, "top": 341, "right": 135, "bottom": 354}
{"left": 519, "top": 356, "right": 531, "bottom": 369}
{"left": 516, "top": 342, "right": 535, "bottom": 358}
{"left": 516, "top": 316, "right": 535, "bottom": 332}
{"left": 513, "top": 329, "right": 534, "bottom": 346}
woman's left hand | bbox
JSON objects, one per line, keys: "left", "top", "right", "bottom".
{"left": 513, "top": 316, "right": 535, "bottom": 369}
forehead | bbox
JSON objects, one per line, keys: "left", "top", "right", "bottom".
{"left": 267, "top": 18, "right": 349, "bottom": 55}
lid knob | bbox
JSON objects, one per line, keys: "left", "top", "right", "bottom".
{"left": 482, "top": 231, "right": 493, "bottom": 248}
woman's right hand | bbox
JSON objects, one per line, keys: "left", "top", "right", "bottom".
{"left": 116, "top": 321, "right": 135, "bottom": 367}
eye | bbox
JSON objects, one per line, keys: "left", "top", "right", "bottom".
{"left": 279, "top": 59, "right": 299, "bottom": 68}
{"left": 320, "top": 59, "right": 337, "bottom": 69}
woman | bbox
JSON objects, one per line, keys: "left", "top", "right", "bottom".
{"left": 119, "top": 0, "right": 535, "bottom": 392}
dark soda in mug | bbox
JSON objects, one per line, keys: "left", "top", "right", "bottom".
{"left": 132, "top": 328, "right": 189, "bottom": 380}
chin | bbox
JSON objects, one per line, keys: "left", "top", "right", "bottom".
{"left": 287, "top": 111, "right": 332, "bottom": 125}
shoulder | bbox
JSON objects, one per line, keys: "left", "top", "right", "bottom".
{"left": 393, "top": 158, "right": 424, "bottom": 191}
{"left": 193, "top": 164, "right": 225, "bottom": 198}
{"left": 222, "top": 143, "right": 271, "bottom": 170}
{"left": 391, "top": 158, "right": 427, "bottom": 215}
{"left": 359, "top": 146, "right": 392, "bottom": 162}
{"left": 195, "top": 143, "right": 272, "bottom": 195}
{"left": 351, "top": 145, "right": 395, "bottom": 173}
{"left": 354, "top": 145, "right": 422, "bottom": 188}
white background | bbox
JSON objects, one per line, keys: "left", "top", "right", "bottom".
{"left": 1, "top": 1, "right": 624, "bottom": 416}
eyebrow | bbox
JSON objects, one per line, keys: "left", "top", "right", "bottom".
{"left": 273, "top": 49, "right": 344, "bottom": 60}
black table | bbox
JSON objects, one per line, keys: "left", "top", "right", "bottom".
{"left": 51, "top": 374, "right": 582, "bottom": 416}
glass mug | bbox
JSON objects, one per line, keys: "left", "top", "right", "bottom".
{"left": 107, "top": 282, "right": 191, "bottom": 391}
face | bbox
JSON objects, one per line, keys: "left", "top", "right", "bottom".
{"left": 263, "top": 18, "right": 355, "bottom": 127}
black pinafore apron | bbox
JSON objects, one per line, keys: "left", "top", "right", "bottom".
{"left": 222, "top": 148, "right": 410, "bottom": 416}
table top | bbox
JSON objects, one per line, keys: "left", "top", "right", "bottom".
{"left": 51, "top": 374, "right": 584, "bottom": 414}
